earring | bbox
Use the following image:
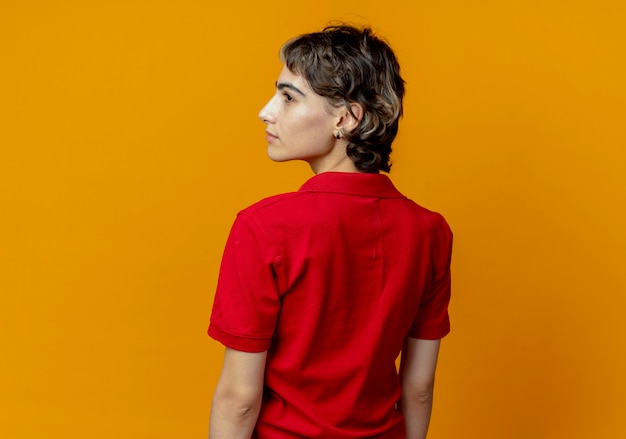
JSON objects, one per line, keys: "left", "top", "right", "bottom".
{"left": 335, "top": 131, "right": 341, "bottom": 139}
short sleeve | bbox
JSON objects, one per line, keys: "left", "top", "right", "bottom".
{"left": 208, "top": 213, "right": 281, "bottom": 352}
{"left": 409, "top": 215, "right": 453, "bottom": 340}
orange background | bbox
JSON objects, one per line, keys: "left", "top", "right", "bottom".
{"left": 1, "top": 1, "right": 625, "bottom": 438}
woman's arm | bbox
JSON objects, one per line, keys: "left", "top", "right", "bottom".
{"left": 209, "top": 348, "right": 267, "bottom": 439}
{"left": 399, "top": 338, "right": 441, "bottom": 439}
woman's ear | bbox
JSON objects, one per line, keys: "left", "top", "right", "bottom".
{"left": 336, "top": 102, "right": 363, "bottom": 134}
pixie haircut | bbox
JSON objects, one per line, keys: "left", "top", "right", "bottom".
{"left": 280, "top": 25, "right": 405, "bottom": 173}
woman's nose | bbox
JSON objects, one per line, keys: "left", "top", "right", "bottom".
{"left": 258, "top": 98, "right": 276, "bottom": 123}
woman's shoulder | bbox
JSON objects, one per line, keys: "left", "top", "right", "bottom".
{"left": 401, "top": 198, "right": 453, "bottom": 237}
{"left": 240, "top": 191, "right": 305, "bottom": 215}
{"left": 236, "top": 192, "right": 317, "bottom": 230}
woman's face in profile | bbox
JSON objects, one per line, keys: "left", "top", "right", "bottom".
{"left": 259, "top": 66, "right": 342, "bottom": 170}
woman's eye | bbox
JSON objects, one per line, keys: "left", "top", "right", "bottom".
{"left": 283, "top": 93, "right": 294, "bottom": 102}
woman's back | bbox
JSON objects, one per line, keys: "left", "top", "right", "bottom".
{"left": 210, "top": 172, "right": 452, "bottom": 438}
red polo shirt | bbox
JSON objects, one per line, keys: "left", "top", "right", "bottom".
{"left": 209, "top": 172, "right": 452, "bottom": 439}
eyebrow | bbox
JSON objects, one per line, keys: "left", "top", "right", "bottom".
{"left": 276, "top": 81, "right": 306, "bottom": 97}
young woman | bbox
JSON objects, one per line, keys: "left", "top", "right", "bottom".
{"left": 208, "top": 25, "right": 453, "bottom": 439}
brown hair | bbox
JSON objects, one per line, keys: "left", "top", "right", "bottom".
{"left": 280, "top": 25, "right": 405, "bottom": 173}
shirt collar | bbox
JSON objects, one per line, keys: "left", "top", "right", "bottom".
{"left": 298, "top": 172, "right": 406, "bottom": 199}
